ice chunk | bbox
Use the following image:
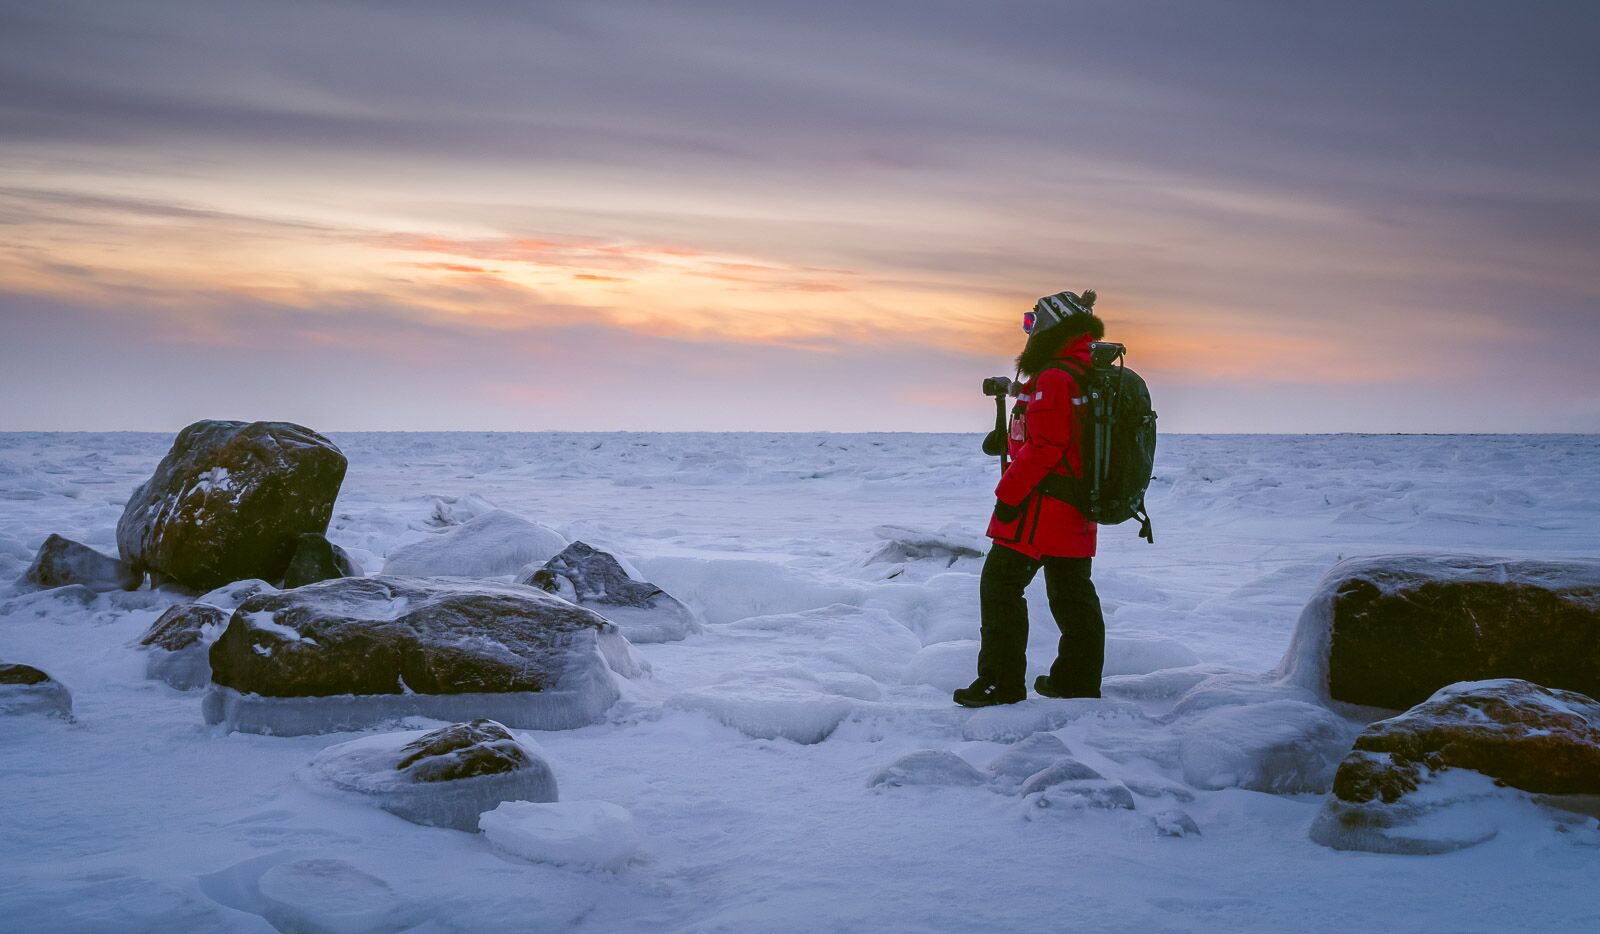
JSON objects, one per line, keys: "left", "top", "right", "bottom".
{"left": 1023, "top": 780, "right": 1137, "bottom": 816}
{"left": 480, "top": 801, "right": 641, "bottom": 871}
{"left": 666, "top": 679, "right": 854, "bottom": 745}
{"left": 866, "top": 750, "right": 987, "bottom": 789}
{"left": 986, "top": 732, "right": 1074, "bottom": 786}
{"left": 1175, "top": 699, "right": 1357, "bottom": 793}
{"left": 1152, "top": 808, "right": 1201, "bottom": 837}
{"left": 382, "top": 509, "right": 567, "bottom": 577}
{"left": 257, "top": 858, "right": 407, "bottom": 934}
{"left": 1102, "top": 665, "right": 1231, "bottom": 701}
{"left": 1168, "top": 671, "right": 1322, "bottom": 717}
{"left": 307, "top": 720, "right": 557, "bottom": 832}
{"left": 962, "top": 698, "right": 1151, "bottom": 743}
{"left": 1017, "top": 758, "right": 1105, "bottom": 797}
{"left": 1101, "top": 635, "right": 1202, "bottom": 677}
{"left": 720, "top": 604, "right": 920, "bottom": 683}
{"left": 862, "top": 572, "right": 981, "bottom": 645}
{"left": 906, "top": 640, "right": 979, "bottom": 692}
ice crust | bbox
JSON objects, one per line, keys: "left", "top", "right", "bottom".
{"left": 479, "top": 800, "right": 641, "bottom": 871}
{"left": 5, "top": 432, "right": 1599, "bottom": 932}
{"left": 381, "top": 509, "right": 567, "bottom": 577}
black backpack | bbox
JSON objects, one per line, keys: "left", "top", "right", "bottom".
{"left": 1039, "top": 343, "right": 1157, "bottom": 543}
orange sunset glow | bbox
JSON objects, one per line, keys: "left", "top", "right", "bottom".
{"left": 2, "top": 2, "right": 1596, "bottom": 431}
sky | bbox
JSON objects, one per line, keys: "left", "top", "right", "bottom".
{"left": 1, "top": 0, "right": 1597, "bottom": 432}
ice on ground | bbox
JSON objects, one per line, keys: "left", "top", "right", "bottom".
{"left": 1175, "top": 699, "right": 1357, "bottom": 794}
{"left": 1167, "top": 671, "right": 1322, "bottom": 717}
{"left": 479, "top": 800, "right": 641, "bottom": 871}
{"left": 1152, "top": 808, "right": 1201, "bottom": 837}
{"left": 1309, "top": 768, "right": 1534, "bottom": 855}
{"left": 1102, "top": 665, "right": 1233, "bottom": 701}
{"left": 380, "top": 509, "right": 567, "bottom": 577}
{"left": 719, "top": 604, "right": 920, "bottom": 683}
{"left": 962, "top": 697, "right": 1151, "bottom": 743}
{"left": 1023, "top": 780, "right": 1137, "bottom": 816}
{"left": 0, "top": 666, "right": 73, "bottom": 719}
{"left": 636, "top": 556, "right": 865, "bottom": 625}
{"left": 666, "top": 676, "right": 855, "bottom": 745}
{"left": 257, "top": 858, "right": 411, "bottom": 934}
{"left": 424, "top": 492, "right": 497, "bottom": 528}
{"left": 204, "top": 684, "right": 622, "bottom": 737}
{"left": 862, "top": 572, "right": 980, "bottom": 645}
{"left": 866, "top": 750, "right": 987, "bottom": 789}
{"left": 307, "top": 725, "right": 557, "bottom": 832}
{"left": 906, "top": 640, "right": 979, "bottom": 691}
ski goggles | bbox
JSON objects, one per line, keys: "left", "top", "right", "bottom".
{"left": 1022, "top": 310, "right": 1039, "bottom": 333}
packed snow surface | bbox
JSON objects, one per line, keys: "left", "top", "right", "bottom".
{"left": 2, "top": 432, "right": 1598, "bottom": 932}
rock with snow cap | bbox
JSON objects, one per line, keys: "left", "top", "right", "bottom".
{"left": 521, "top": 541, "right": 699, "bottom": 643}
{"left": 116, "top": 420, "right": 347, "bottom": 591}
{"left": 203, "top": 575, "right": 640, "bottom": 735}
{"left": 0, "top": 662, "right": 73, "bottom": 718}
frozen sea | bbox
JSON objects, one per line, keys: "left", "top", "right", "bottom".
{"left": 1, "top": 432, "right": 1597, "bottom": 933}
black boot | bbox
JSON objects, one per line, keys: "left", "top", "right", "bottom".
{"left": 1034, "top": 675, "right": 1100, "bottom": 700}
{"left": 953, "top": 679, "right": 1025, "bottom": 708}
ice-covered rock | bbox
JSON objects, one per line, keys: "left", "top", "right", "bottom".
{"left": 906, "top": 640, "right": 979, "bottom": 691}
{"left": 17, "top": 534, "right": 139, "bottom": 593}
{"left": 308, "top": 719, "right": 557, "bottom": 831}
{"left": 1279, "top": 554, "right": 1600, "bottom": 709}
{"left": 382, "top": 509, "right": 566, "bottom": 579}
{"left": 521, "top": 541, "right": 699, "bottom": 643}
{"left": 867, "top": 750, "right": 987, "bottom": 789}
{"left": 1152, "top": 808, "right": 1201, "bottom": 837}
{"left": 202, "top": 576, "right": 636, "bottom": 735}
{"left": 0, "top": 662, "right": 72, "bottom": 718}
{"left": 1168, "top": 671, "right": 1321, "bottom": 718}
{"left": 1017, "top": 758, "right": 1105, "bottom": 796}
{"left": 479, "top": 800, "right": 641, "bottom": 871}
{"left": 281, "top": 532, "right": 359, "bottom": 588}
{"left": 425, "top": 492, "right": 496, "bottom": 528}
{"left": 1311, "top": 679, "right": 1600, "bottom": 854}
{"left": 116, "top": 420, "right": 348, "bottom": 591}
{"left": 986, "top": 732, "right": 1074, "bottom": 786}
{"left": 1175, "top": 699, "right": 1357, "bottom": 794}
{"left": 865, "top": 524, "right": 985, "bottom": 568}
{"left": 139, "top": 603, "right": 229, "bottom": 690}
{"left": 256, "top": 858, "right": 409, "bottom": 934}
{"left": 1023, "top": 780, "right": 1137, "bottom": 816}
{"left": 667, "top": 678, "right": 854, "bottom": 745}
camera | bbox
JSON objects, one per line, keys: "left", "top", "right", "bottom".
{"left": 981, "top": 376, "right": 1015, "bottom": 398}
{"left": 1089, "top": 341, "right": 1126, "bottom": 369}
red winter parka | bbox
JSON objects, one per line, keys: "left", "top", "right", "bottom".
{"left": 986, "top": 332, "right": 1097, "bottom": 559}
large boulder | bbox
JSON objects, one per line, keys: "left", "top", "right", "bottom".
{"left": 202, "top": 576, "right": 641, "bottom": 735}
{"left": 1280, "top": 555, "right": 1600, "bottom": 709}
{"left": 116, "top": 420, "right": 347, "bottom": 591}
{"left": 18, "top": 534, "right": 140, "bottom": 592}
{"left": 1311, "top": 679, "right": 1600, "bottom": 854}
{"left": 281, "top": 532, "right": 359, "bottom": 589}
{"left": 308, "top": 719, "right": 557, "bottom": 831}
{"left": 383, "top": 509, "right": 566, "bottom": 578}
{"left": 0, "top": 662, "right": 73, "bottom": 718}
{"left": 521, "top": 541, "right": 699, "bottom": 643}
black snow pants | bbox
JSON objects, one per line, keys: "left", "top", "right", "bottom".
{"left": 976, "top": 544, "right": 1105, "bottom": 696}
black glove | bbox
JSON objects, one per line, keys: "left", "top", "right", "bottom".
{"left": 993, "top": 499, "right": 1022, "bottom": 523}
{"left": 982, "top": 429, "right": 1007, "bottom": 457}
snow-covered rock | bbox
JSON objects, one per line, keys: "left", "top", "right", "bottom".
{"left": 116, "top": 420, "right": 348, "bottom": 590}
{"left": 202, "top": 576, "right": 636, "bottom": 735}
{"left": 867, "top": 750, "right": 987, "bottom": 789}
{"left": 1017, "top": 758, "right": 1105, "bottom": 796}
{"left": 17, "top": 534, "right": 139, "bottom": 593}
{"left": 1311, "top": 679, "right": 1600, "bottom": 854}
{"left": 521, "top": 541, "right": 699, "bottom": 643}
{"left": 1151, "top": 808, "right": 1201, "bottom": 837}
{"left": 0, "top": 662, "right": 72, "bottom": 718}
{"left": 308, "top": 719, "right": 556, "bottom": 832}
{"left": 139, "top": 603, "right": 229, "bottom": 690}
{"left": 479, "top": 800, "right": 641, "bottom": 871}
{"left": 1279, "top": 554, "right": 1600, "bottom": 709}
{"left": 281, "top": 532, "right": 359, "bottom": 588}
{"left": 1023, "top": 780, "right": 1137, "bottom": 816}
{"left": 986, "top": 732, "right": 1074, "bottom": 787}
{"left": 1174, "top": 699, "right": 1357, "bottom": 794}
{"left": 381, "top": 509, "right": 566, "bottom": 578}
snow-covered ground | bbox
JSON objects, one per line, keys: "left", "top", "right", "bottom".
{"left": 1, "top": 432, "right": 1596, "bottom": 933}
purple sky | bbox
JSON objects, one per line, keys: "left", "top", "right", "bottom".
{"left": 2, "top": 0, "right": 1597, "bottom": 432}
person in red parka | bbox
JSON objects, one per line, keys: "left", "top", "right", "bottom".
{"left": 954, "top": 289, "right": 1107, "bottom": 707}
